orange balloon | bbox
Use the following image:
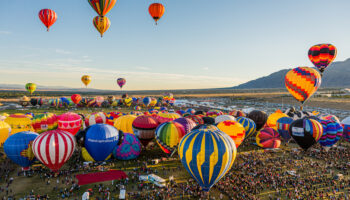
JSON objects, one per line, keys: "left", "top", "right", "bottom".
{"left": 148, "top": 3, "right": 165, "bottom": 25}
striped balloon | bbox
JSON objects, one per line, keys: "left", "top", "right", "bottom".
{"left": 285, "top": 67, "right": 321, "bottom": 104}
{"left": 319, "top": 120, "right": 343, "bottom": 147}
{"left": 93, "top": 16, "right": 110, "bottom": 37}
{"left": 289, "top": 118, "right": 323, "bottom": 150}
{"left": 236, "top": 117, "right": 256, "bottom": 139}
{"left": 342, "top": 117, "right": 350, "bottom": 142}
{"left": 155, "top": 122, "right": 186, "bottom": 155}
{"left": 256, "top": 127, "right": 281, "bottom": 149}
{"left": 178, "top": 125, "right": 236, "bottom": 192}
{"left": 85, "top": 112, "right": 106, "bottom": 127}
{"left": 32, "top": 130, "right": 76, "bottom": 171}
{"left": 217, "top": 120, "right": 245, "bottom": 148}
{"left": 31, "top": 113, "right": 58, "bottom": 134}
{"left": 88, "top": 0, "right": 117, "bottom": 16}
{"left": 276, "top": 117, "right": 293, "bottom": 142}
{"left": 308, "top": 44, "right": 337, "bottom": 74}
{"left": 38, "top": 9, "right": 57, "bottom": 31}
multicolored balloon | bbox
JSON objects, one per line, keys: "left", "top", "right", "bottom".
{"left": 38, "top": 9, "right": 57, "bottom": 31}
{"left": 266, "top": 110, "right": 288, "bottom": 130}
{"left": 215, "top": 115, "right": 236, "bottom": 124}
{"left": 308, "top": 44, "right": 337, "bottom": 75}
{"left": 32, "top": 130, "right": 75, "bottom": 171}
{"left": 256, "top": 127, "right": 281, "bottom": 149}
{"left": 318, "top": 120, "right": 343, "bottom": 148}
{"left": 93, "top": 16, "right": 110, "bottom": 37}
{"left": 155, "top": 121, "right": 186, "bottom": 155}
{"left": 117, "top": 78, "right": 126, "bottom": 89}
{"left": 149, "top": 3, "right": 165, "bottom": 25}
{"left": 4, "top": 131, "right": 38, "bottom": 170}
{"left": 285, "top": 67, "right": 321, "bottom": 106}
{"left": 173, "top": 118, "right": 196, "bottom": 134}
{"left": 31, "top": 113, "right": 58, "bottom": 134}
{"left": 178, "top": 125, "right": 236, "bottom": 192}
{"left": 276, "top": 117, "right": 293, "bottom": 142}
{"left": 156, "top": 112, "right": 181, "bottom": 124}
{"left": 185, "top": 115, "right": 204, "bottom": 125}
{"left": 88, "top": 0, "right": 117, "bottom": 16}
{"left": 25, "top": 83, "right": 37, "bottom": 95}
{"left": 85, "top": 112, "right": 107, "bottom": 127}
{"left": 113, "top": 133, "right": 141, "bottom": 160}
{"left": 132, "top": 115, "right": 159, "bottom": 147}
{"left": 289, "top": 118, "right": 323, "bottom": 150}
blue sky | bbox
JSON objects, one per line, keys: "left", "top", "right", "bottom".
{"left": 0, "top": 0, "right": 350, "bottom": 90}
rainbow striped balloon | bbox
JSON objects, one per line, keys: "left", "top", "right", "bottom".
{"left": 178, "top": 125, "right": 236, "bottom": 191}
{"left": 236, "top": 117, "right": 256, "bottom": 139}
{"left": 276, "top": 117, "right": 293, "bottom": 142}
{"left": 319, "top": 120, "right": 343, "bottom": 147}
{"left": 256, "top": 127, "right": 281, "bottom": 149}
{"left": 155, "top": 121, "right": 186, "bottom": 155}
{"left": 285, "top": 67, "right": 321, "bottom": 104}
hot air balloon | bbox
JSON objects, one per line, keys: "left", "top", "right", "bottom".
{"left": 0, "top": 121, "right": 11, "bottom": 147}
{"left": 185, "top": 115, "right": 204, "bottom": 125}
{"left": 88, "top": 0, "right": 117, "bottom": 16}
{"left": 156, "top": 112, "right": 180, "bottom": 124}
{"left": 276, "top": 117, "right": 293, "bottom": 142}
{"left": 132, "top": 115, "right": 159, "bottom": 147}
{"left": 285, "top": 67, "right": 321, "bottom": 109}
{"left": 30, "top": 98, "right": 38, "bottom": 106}
{"left": 60, "top": 97, "right": 70, "bottom": 108}
{"left": 206, "top": 110, "right": 224, "bottom": 118}
{"left": 4, "top": 131, "right": 38, "bottom": 170}
{"left": 289, "top": 118, "right": 323, "bottom": 151}
{"left": 236, "top": 117, "right": 256, "bottom": 139}
{"left": 124, "top": 97, "right": 133, "bottom": 107}
{"left": 256, "top": 127, "right": 281, "bottom": 149}
{"left": 215, "top": 115, "right": 236, "bottom": 124}
{"left": 57, "top": 112, "right": 82, "bottom": 136}
{"left": 148, "top": 3, "right": 165, "bottom": 25}
{"left": 178, "top": 125, "right": 236, "bottom": 192}
{"left": 38, "top": 9, "right": 57, "bottom": 31}
{"left": 230, "top": 110, "right": 246, "bottom": 118}
{"left": 173, "top": 118, "right": 196, "bottom": 134}
{"left": 84, "top": 124, "right": 120, "bottom": 161}
{"left": 318, "top": 120, "right": 343, "bottom": 149}
{"left": 247, "top": 110, "right": 268, "bottom": 131}
{"left": 106, "top": 112, "right": 123, "bottom": 125}
{"left": 82, "top": 147, "right": 111, "bottom": 162}
{"left": 320, "top": 114, "right": 340, "bottom": 124}
{"left": 93, "top": 16, "right": 110, "bottom": 37}
{"left": 37, "top": 98, "right": 44, "bottom": 107}
{"left": 217, "top": 120, "right": 245, "bottom": 148}
{"left": 155, "top": 122, "right": 186, "bottom": 155}
{"left": 112, "top": 133, "right": 141, "bottom": 160}
{"left": 117, "top": 78, "right": 126, "bottom": 89}
{"left": 31, "top": 113, "right": 58, "bottom": 134}
{"left": 266, "top": 110, "right": 288, "bottom": 130}
{"left": 134, "top": 106, "right": 141, "bottom": 111}
{"left": 32, "top": 130, "right": 75, "bottom": 171}
{"left": 114, "top": 115, "right": 137, "bottom": 134}
{"left": 342, "top": 117, "right": 350, "bottom": 142}
{"left": 25, "top": 83, "right": 37, "bottom": 95}
{"left": 81, "top": 75, "right": 91, "bottom": 87}
{"left": 185, "top": 108, "right": 195, "bottom": 115}
{"left": 308, "top": 44, "right": 337, "bottom": 75}
{"left": 5, "top": 114, "right": 33, "bottom": 134}
{"left": 142, "top": 97, "right": 151, "bottom": 107}
{"left": 85, "top": 112, "right": 107, "bottom": 127}
{"left": 71, "top": 94, "right": 82, "bottom": 105}
{"left": 284, "top": 107, "right": 313, "bottom": 120}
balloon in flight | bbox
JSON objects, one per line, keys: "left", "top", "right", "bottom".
{"left": 38, "top": 9, "right": 57, "bottom": 31}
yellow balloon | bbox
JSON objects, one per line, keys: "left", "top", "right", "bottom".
{"left": 217, "top": 120, "right": 245, "bottom": 148}
{"left": 81, "top": 75, "right": 91, "bottom": 87}
{"left": 25, "top": 83, "right": 37, "bottom": 95}
{"left": 0, "top": 121, "right": 11, "bottom": 147}
{"left": 124, "top": 97, "right": 133, "bottom": 107}
{"left": 93, "top": 16, "right": 111, "bottom": 37}
{"left": 5, "top": 114, "right": 33, "bottom": 134}
{"left": 266, "top": 111, "right": 288, "bottom": 130}
{"left": 114, "top": 115, "right": 137, "bottom": 134}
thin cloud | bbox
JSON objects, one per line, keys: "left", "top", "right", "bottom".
{"left": 0, "top": 31, "right": 11, "bottom": 35}
{"left": 136, "top": 66, "right": 151, "bottom": 71}
{"left": 55, "top": 49, "right": 72, "bottom": 55}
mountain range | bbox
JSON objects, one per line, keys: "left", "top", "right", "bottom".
{"left": 233, "top": 58, "right": 350, "bottom": 89}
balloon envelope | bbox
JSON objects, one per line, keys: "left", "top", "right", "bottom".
{"left": 217, "top": 120, "right": 245, "bottom": 148}
{"left": 155, "top": 122, "right": 186, "bottom": 155}
{"left": 289, "top": 118, "right": 323, "bottom": 150}
{"left": 308, "top": 44, "right": 337, "bottom": 74}
{"left": 236, "top": 117, "right": 256, "bottom": 139}
{"left": 57, "top": 112, "right": 82, "bottom": 135}
{"left": 112, "top": 133, "right": 141, "bottom": 160}
{"left": 247, "top": 110, "right": 267, "bottom": 131}
{"left": 256, "top": 128, "right": 281, "bottom": 149}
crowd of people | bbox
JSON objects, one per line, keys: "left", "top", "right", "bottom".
{"left": 1, "top": 140, "right": 350, "bottom": 199}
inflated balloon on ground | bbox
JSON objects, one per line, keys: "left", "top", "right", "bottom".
{"left": 113, "top": 133, "right": 141, "bottom": 160}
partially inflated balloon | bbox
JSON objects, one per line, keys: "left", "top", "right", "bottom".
{"left": 25, "top": 83, "right": 37, "bottom": 95}
{"left": 117, "top": 78, "right": 126, "bottom": 89}
{"left": 215, "top": 115, "right": 235, "bottom": 124}
{"left": 285, "top": 67, "right": 321, "bottom": 105}
{"left": 81, "top": 75, "right": 91, "bottom": 87}
{"left": 88, "top": 0, "right": 117, "bottom": 16}
{"left": 256, "top": 128, "right": 281, "bottom": 149}
{"left": 113, "top": 133, "right": 141, "bottom": 160}
{"left": 38, "top": 9, "right": 57, "bottom": 31}
{"left": 308, "top": 44, "right": 337, "bottom": 74}
{"left": 289, "top": 118, "right": 323, "bottom": 150}
{"left": 247, "top": 110, "right": 267, "bottom": 131}
{"left": 85, "top": 112, "right": 106, "bottom": 127}
{"left": 318, "top": 120, "right": 343, "bottom": 148}
{"left": 93, "top": 16, "right": 110, "bottom": 37}
{"left": 276, "top": 117, "right": 293, "bottom": 142}
{"left": 5, "top": 114, "right": 33, "bottom": 134}
{"left": 266, "top": 110, "right": 288, "bottom": 130}
{"left": 155, "top": 122, "right": 186, "bottom": 155}
{"left": 31, "top": 113, "right": 58, "bottom": 134}
{"left": 114, "top": 115, "right": 137, "bottom": 134}
{"left": 149, "top": 3, "right": 165, "bottom": 25}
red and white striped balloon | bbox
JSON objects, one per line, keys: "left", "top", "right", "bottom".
{"left": 85, "top": 112, "right": 107, "bottom": 127}
{"left": 32, "top": 130, "right": 75, "bottom": 171}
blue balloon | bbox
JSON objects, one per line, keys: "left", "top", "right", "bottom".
{"left": 276, "top": 117, "right": 293, "bottom": 142}
{"left": 84, "top": 124, "right": 120, "bottom": 161}
{"left": 160, "top": 107, "right": 167, "bottom": 111}
{"left": 60, "top": 97, "right": 70, "bottom": 107}
{"left": 186, "top": 108, "right": 196, "bottom": 115}
{"left": 4, "top": 131, "right": 39, "bottom": 169}
{"left": 143, "top": 97, "right": 151, "bottom": 107}
{"left": 112, "top": 133, "right": 141, "bottom": 160}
